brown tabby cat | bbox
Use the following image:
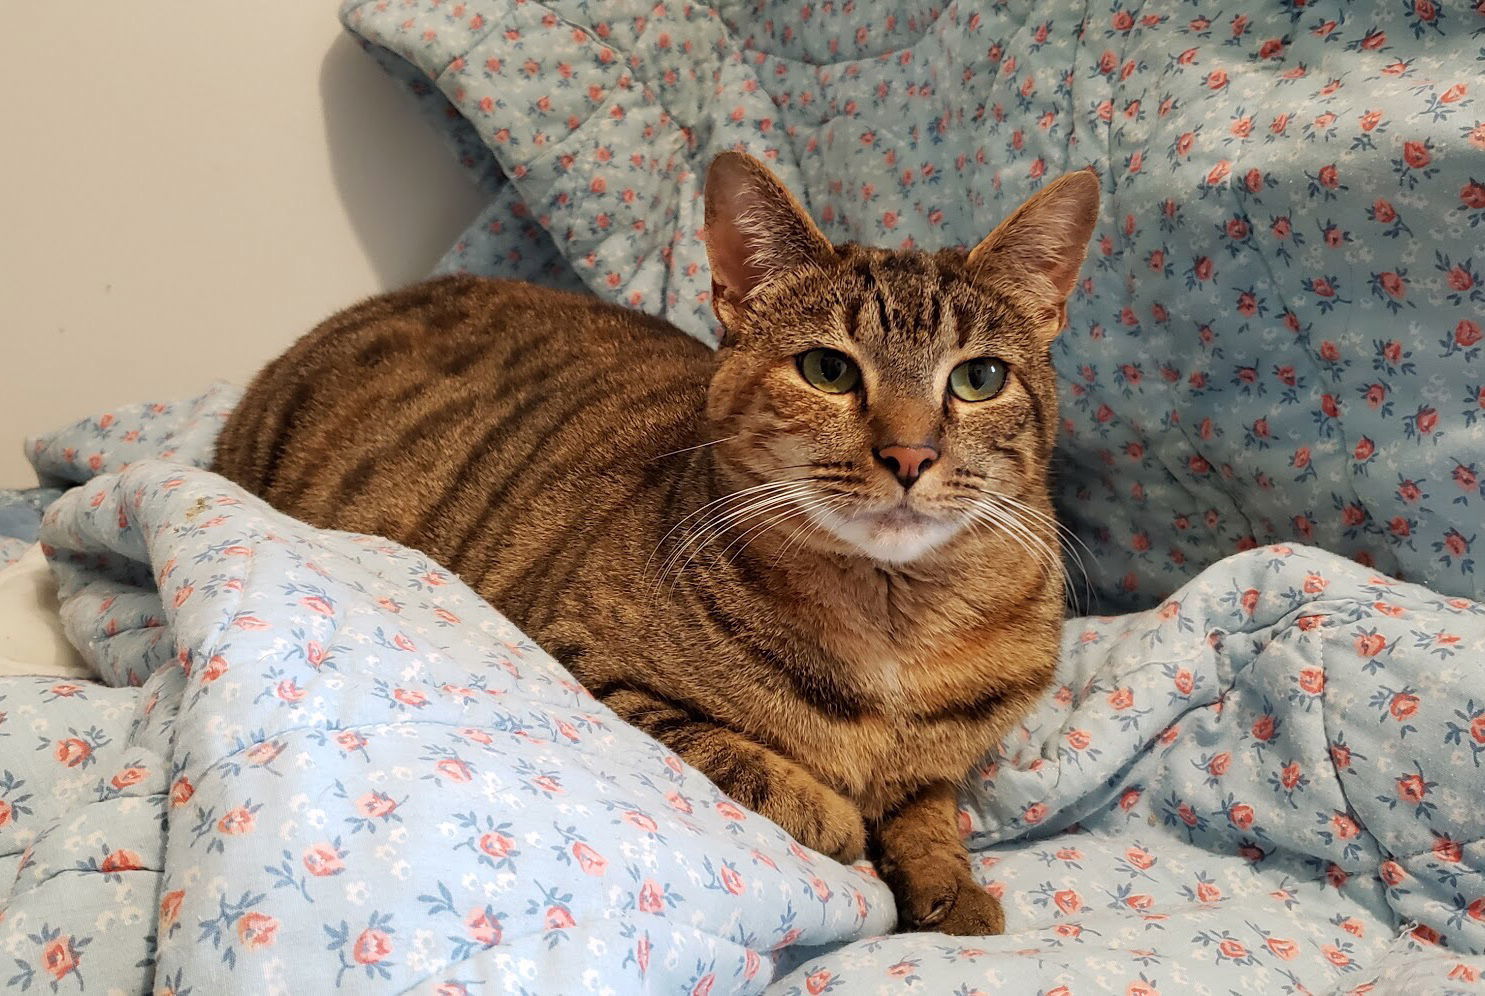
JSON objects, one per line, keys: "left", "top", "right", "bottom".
{"left": 214, "top": 152, "right": 1099, "bottom": 936}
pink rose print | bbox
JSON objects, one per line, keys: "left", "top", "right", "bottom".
{"left": 1397, "top": 774, "right": 1429, "bottom": 803}
{"left": 1052, "top": 889, "right": 1083, "bottom": 914}
{"left": 479, "top": 832, "right": 515, "bottom": 858}
{"left": 357, "top": 793, "right": 398, "bottom": 819}
{"left": 353, "top": 928, "right": 393, "bottom": 964}
{"left": 42, "top": 937, "right": 79, "bottom": 982}
{"left": 237, "top": 913, "right": 279, "bottom": 950}
{"left": 110, "top": 766, "right": 148, "bottom": 790}
{"left": 159, "top": 890, "right": 185, "bottom": 931}
{"left": 217, "top": 807, "right": 255, "bottom": 836}
{"left": 55, "top": 738, "right": 92, "bottom": 767}
{"left": 465, "top": 909, "right": 501, "bottom": 946}
{"left": 100, "top": 849, "right": 143, "bottom": 873}
{"left": 303, "top": 843, "right": 345, "bottom": 877}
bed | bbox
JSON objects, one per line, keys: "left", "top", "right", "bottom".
{"left": 2, "top": 0, "right": 1483, "bottom": 992}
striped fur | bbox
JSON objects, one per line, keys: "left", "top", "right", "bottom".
{"left": 215, "top": 157, "right": 1099, "bottom": 935}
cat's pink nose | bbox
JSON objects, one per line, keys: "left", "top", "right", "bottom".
{"left": 874, "top": 444, "right": 938, "bottom": 488}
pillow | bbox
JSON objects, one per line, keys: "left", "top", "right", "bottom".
{"left": 342, "top": 0, "right": 1485, "bottom": 610}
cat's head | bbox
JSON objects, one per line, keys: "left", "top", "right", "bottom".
{"left": 701, "top": 151, "right": 1099, "bottom": 566}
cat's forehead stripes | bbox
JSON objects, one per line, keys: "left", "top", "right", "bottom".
{"left": 846, "top": 250, "right": 946, "bottom": 347}
{"left": 832, "top": 250, "right": 925, "bottom": 348}
{"left": 832, "top": 247, "right": 1023, "bottom": 358}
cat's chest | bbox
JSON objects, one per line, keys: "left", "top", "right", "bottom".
{"left": 780, "top": 654, "right": 981, "bottom": 801}
{"left": 794, "top": 617, "right": 1057, "bottom": 816}
{"left": 852, "top": 653, "right": 909, "bottom": 700}
{"left": 820, "top": 617, "right": 986, "bottom": 716}
{"left": 805, "top": 699, "right": 997, "bottom": 818}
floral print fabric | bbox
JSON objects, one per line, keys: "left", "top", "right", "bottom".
{"left": 4, "top": 397, "right": 894, "bottom": 993}
{"left": 342, "top": 0, "right": 1485, "bottom": 612}
{"left": 0, "top": 491, "right": 60, "bottom": 569}
{"left": 3, "top": 396, "right": 1483, "bottom": 992}
{"left": 5, "top": 0, "right": 1485, "bottom": 984}
{"left": 1, "top": 385, "right": 241, "bottom": 568}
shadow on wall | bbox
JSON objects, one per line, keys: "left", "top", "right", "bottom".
{"left": 318, "top": 33, "right": 488, "bottom": 289}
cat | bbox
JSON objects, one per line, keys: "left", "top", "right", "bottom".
{"left": 214, "top": 151, "right": 1099, "bottom": 936}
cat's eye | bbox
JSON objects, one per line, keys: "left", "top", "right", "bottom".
{"left": 948, "top": 358, "right": 1008, "bottom": 402}
{"left": 797, "top": 348, "right": 861, "bottom": 394}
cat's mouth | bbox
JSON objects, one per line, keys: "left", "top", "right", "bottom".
{"left": 812, "top": 500, "right": 961, "bottom": 565}
{"left": 858, "top": 505, "right": 937, "bottom": 531}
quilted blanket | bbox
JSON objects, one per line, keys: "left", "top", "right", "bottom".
{"left": 340, "top": 0, "right": 1485, "bottom": 616}
{"left": 4, "top": 0, "right": 1485, "bottom": 990}
{"left": 0, "top": 493, "right": 55, "bottom": 570}
{"left": 4, "top": 395, "right": 1485, "bottom": 993}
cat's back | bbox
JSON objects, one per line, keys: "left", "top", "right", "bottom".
{"left": 215, "top": 275, "right": 714, "bottom": 574}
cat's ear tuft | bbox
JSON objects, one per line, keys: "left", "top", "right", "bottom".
{"left": 704, "top": 151, "right": 834, "bottom": 331}
{"left": 966, "top": 167, "right": 1101, "bottom": 337}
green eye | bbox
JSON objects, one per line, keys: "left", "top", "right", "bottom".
{"left": 797, "top": 348, "right": 861, "bottom": 394}
{"left": 948, "top": 358, "right": 1008, "bottom": 402}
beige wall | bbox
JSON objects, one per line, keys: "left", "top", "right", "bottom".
{"left": 0, "top": 3, "right": 487, "bottom": 485}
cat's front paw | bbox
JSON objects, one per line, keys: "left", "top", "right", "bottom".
{"left": 761, "top": 771, "right": 867, "bottom": 863}
{"left": 897, "top": 866, "right": 1005, "bottom": 937}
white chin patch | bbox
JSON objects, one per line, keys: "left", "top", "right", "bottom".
{"left": 810, "top": 506, "right": 961, "bottom": 564}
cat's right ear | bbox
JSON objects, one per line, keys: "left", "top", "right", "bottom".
{"left": 704, "top": 151, "right": 835, "bottom": 336}
{"left": 965, "top": 168, "right": 1101, "bottom": 338}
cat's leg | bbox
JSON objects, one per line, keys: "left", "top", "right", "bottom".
{"left": 601, "top": 686, "right": 867, "bottom": 862}
{"left": 874, "top": 780, "right": 1004, "bottom": 936}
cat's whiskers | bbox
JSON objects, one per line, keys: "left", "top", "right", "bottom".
{"left": 985, "top": 490, "right": 1094, "bottom": 562}
{"left": 653, "top": 488, "right": 797, "bottom": 592}
{"left": 647, "top": 476, "right": 808, "bottom": 579}
{"left": 770, "top": 494, "right": 853, "bottom": 566}
{"left": 990, "top": 508, "right": 1077, "bottom": 614}
{"left": 958, "top": 496, "right": 1068, "bottom": 601}
{"left": 961, "top": 500, "right": 1050, "bottom": 576}
{"left": 661, "top": 488, "right": 813, "bottom": 595}
{"left": 983, "top": 492, "right": 1093, "bottom": 612}
{"left": 992, "top": 504, "right": 1074, "bottom": 602}
{"left": 656, "top": 482, "right": 817, "bottom": 593}
{"left": 645, "top": 434, "right": 740, "bottom": 463}
{"left": 649, "top": 462, "right": 866, "bottom": 588}
{"left": 948, "top": 483, "right": 1091, "bottom": 613}
{"left": 773, "top": 462, "right": 861, "bottom": 478}
{"left": 720, "top": 489, "right": 844, "bottom": 565}
{"left": 652, "top": 463, "right": 855, "bottom": 551}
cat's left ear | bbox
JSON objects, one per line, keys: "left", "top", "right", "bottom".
{"left": 704, "top": 151, "right": 835, "bottom": 334}
{"left": 966, "top": 167, "right": 1101, "bottom": 338}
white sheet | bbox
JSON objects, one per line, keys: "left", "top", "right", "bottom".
{"left": 0, "top": 544, "right": 94, "bottom": 679}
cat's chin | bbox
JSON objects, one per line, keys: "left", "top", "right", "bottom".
{"left": 813, "top": 505, "right": 961, "bottom": 565}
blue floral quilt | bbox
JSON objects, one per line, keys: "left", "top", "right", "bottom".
{"left": 4, "top": 0, "right": 1485, "bottom": 991}
{"left": 340, "top": 0, "right": 1485, "bottom": 615}
{"left": 3, "top": 394, "right": 1484, "bottom": 993}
